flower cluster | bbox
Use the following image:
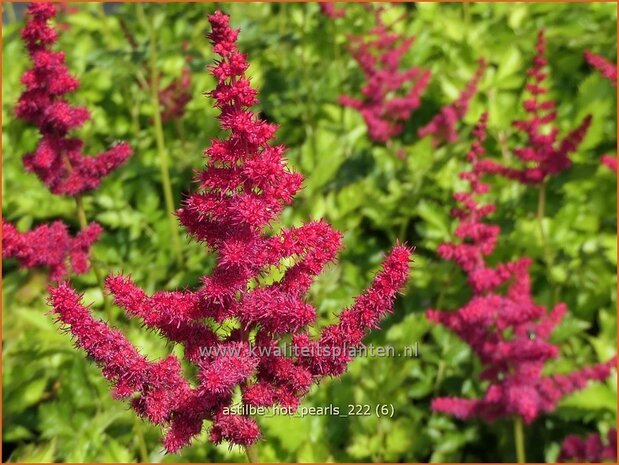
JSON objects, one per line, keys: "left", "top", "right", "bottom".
{"left": 477, "top": 31, "right": 591, "bottom": 184}
{"left": 339, "top": 7, "right": 430, "bottom": 143}
{"left": 16, "top": 2, "right": 132, "bottom": 196}
{"left": 559, "top": 429, "right": 617, "bottom": 463}
{"left": 319, "top": 3, "right": 346, "bottom": 19}
{"left": 3, "top": 220, "right": 101, "bottom": 281}
{"left": 50, "top": 11, "right": 412, "bottom": 453}
{"left": 584, "top": 50, "right": 617, "bottom": 86}
{"left": 159, "top": 61, "right": 192, "bottom": 123}
{"left": 427, "top": 113, "right": 616, "bottom": 424}
{"left": 6, "top": 3, "right": 128, "bottom": 282}
{"left": 418, "top": 58, "right": 487, "bottom": 146}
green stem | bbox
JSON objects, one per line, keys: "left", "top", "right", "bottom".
{"left": 462, "top": 2, "right": 470, "bottom": 32}
{"left": 137, "top": 4, "right": 183, "bottom": 267}
{"left": 537, "top": 182, "right": 558, "bottom": 303}
{"left": 121, "top": 86, "right": 141, "bottom": 135}
{"left": 174, "top": 118, "right": 186, "bottom": 149}
{"left": 513, "top": 416, "right": 526, "bottom": 463}
{"left": 75, "top": 196, "right": 110, "bottom": 311}
{"left": 133, "top": 417, "right": 149, "bottom": 462}
{"left": 244, "top": 444, "right": 259, "bottom": 463}
{"left": 5, "top": 2, "right": 17, "bottom": 23}
{"left": 433, "top": 359, "right": 446, "bottom": 394}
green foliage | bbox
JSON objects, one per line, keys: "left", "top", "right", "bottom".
{"left": 2, "top": 2, "right": 616, "bottom": 462}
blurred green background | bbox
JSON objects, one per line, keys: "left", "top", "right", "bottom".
{"left": 2, "top": 2, "right": 617, "bottom": 462}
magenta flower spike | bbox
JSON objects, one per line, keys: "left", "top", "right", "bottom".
{"left": 477, "top": 31, "right": 592, "bottom": 184}
{"left": 16, "top": 3, "right": 132, "bottom": 196}
{"left": 584, "top": 50, "right": 617, "bottom": 86}
{"left": 418, "top": 58, "right": 487, "bottom": 147}
{"left": 427, "top": 113, "right": 616, "bottom": 424}
{"left": 339, "top": 7, "right": 431, "bottom": 143}
{"left": 49, "top": 11, "right": 413, "bottom": 453}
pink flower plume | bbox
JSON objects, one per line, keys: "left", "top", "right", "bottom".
{"left": 49, "top": 10, "right": 413, "bottom": 452}
{"left": 16, "top": 2, "right": 132, "bottom": 196}
{"left": 477, "top": 30, "right": 591, "bottom": 184}
{"left": 428, "top": 113, "right": 616, "bottom": 424}
{"left": 339, "top": 7, "right": 430, "bottom": 143}
{"left": 418, "top": 58, "right": 487, "bottom": 146}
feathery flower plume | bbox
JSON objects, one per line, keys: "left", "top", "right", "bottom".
{"left": 418, "top": 58, "right": 487, "bottom": 146}
{"left": 319, "top": 3, "right": 346, "bottom": 19}
{"left": 427, "top": 113, "right": 616, "bottom": 424}
{"left": 584, "top": 50, "right": 617, "bottom": 86}
{"left": 477, "top": 31, "right": 591, "bottom": 184}
{"left": 559, "top": 429, "right": 617, "bottom": 463}
{"left": 3, "top": 220, "right": 102, "bottom": 281}
{"left": 16, "top": 3, "right": 132, "bottom": 196}
{"left": 339, "top": 7, "right": 430, "bottom": 143}
{"left": 50, "top": 11, "right": 412, "bottom": 453}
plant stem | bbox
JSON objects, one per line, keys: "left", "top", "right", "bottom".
{"left": 174, "top": 118, "right": 186, "bottom": 149}
{"left": 433, "top": 359, "right": 446, "bottom": 394}
{"left": 244, "top": 444, "right": 259, "bottom": 463}
{"left": 137, "top": 4, "right": 183, "bottom": 267}
{"left": 133, "top": 416, "right": 149, "bottom": 462}
{"left": 536, "top": 181, "right": 558, "bottom": 303}
{"left": 75, "top": 196, "right": 110, "bottom": 311}
{"left": 6, "top": 2, "right": 17, "bottom": 23}
{"left": 513, "top": 416, "right": 526, "bottom": 463}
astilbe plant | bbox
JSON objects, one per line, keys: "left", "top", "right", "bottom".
{"left": 4, "top": 3, "right": 131, "bottom": 283}
{"left": 16, "top": 2, "right": 132, "bottom": 196}
{"left": 339, "top": 7, "right": 430, "bottom": 143}
{"left": 558, "top": 428, "right": 617, "bottom": 463}
{"left": 418, "top": 58, "right": 487, "bottom": 147}
{"left": 49, "top": 11, "right": 412, "bottom": 456}
{"left": 2, "top": 220, "right": 101, "bottom": 281}
{"left": 427, "top": 113, "right": 616, "bottom": 459}
{"left": 477, "top": 31, "right": 591, "bottom": 184}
